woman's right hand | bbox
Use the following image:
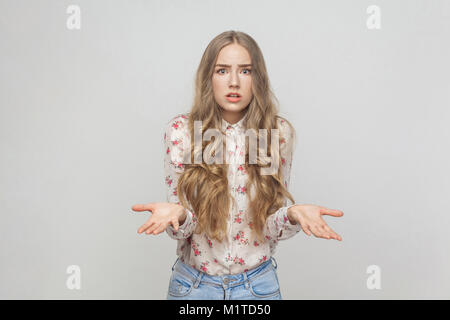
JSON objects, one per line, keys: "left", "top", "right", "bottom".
{"left": 132, "top": 202, "right": 186, "bottom": 235}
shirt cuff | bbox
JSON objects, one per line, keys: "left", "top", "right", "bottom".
{"left": 281, "top": 205, "right": 302, "bottom": 231}
{"left": 167, "top": 208, "right": 193, "bottom": 234}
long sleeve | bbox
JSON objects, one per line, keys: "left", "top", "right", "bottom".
{"left": 163, "top": 115, "right": 198, "bottom": 240}
{"left": 265, "top": 118, "right": 302, "bottom": 241}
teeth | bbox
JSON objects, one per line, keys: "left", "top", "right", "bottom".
{"left": 229, "top": 94, "right": 239, "bottom": 97}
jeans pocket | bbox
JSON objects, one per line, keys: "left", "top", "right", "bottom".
{"left": 167, "top": 270, "right": 194, "bottom": 298}
{"left": 248, "top": 268, "right": 281, "bottom": 299}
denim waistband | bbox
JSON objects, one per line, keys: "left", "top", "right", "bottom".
{"left": 170, "top": 256, "right": 278, "bottom": 290}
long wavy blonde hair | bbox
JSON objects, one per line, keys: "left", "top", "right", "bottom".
{"left": 177, "top": 30, "right": 296, "bottom": 244}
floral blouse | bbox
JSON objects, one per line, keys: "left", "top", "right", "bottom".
{"left": 163, "top": 112, "right": 302, "bottom": 276}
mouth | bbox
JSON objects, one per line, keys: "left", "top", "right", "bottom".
{"left": 226, "top": 92, "right": 242, "bottom": 103}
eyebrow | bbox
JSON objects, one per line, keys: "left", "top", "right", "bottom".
{"left": 215, "top": 64, "right": 253, "bottom": 67}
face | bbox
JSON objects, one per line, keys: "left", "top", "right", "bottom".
{"left": 212, "top": 43, "right": 253, "bottom": 124}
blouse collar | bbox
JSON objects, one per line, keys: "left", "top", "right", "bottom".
{"left": 221, "top": 112, "right": 248, "bottom": 134}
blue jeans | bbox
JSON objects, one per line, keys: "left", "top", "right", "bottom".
{"left": 166, "top": 257, "right": 282, "bottom": 300}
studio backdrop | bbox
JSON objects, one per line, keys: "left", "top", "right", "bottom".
{"left": 1, "top": 0, "right": 449, "bottom": 299}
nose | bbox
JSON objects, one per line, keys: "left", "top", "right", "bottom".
{"left": 228, "top": 69, "right": 240, "bottom": 88}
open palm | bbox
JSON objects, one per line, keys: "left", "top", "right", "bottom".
{"left": 288, "top": 204, "right": 343, "bottom": 241}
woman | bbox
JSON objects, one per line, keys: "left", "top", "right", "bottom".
{"left": 132, "top": 30, "right": 343, "bottom": 300}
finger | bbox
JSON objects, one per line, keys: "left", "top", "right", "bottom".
{"left": 311, "top": 225, "right": 326, "bottom": 238}
{"left": 146, "top": 222, "right": 160, "bottom": 234}
{"left": 322, "top": 225, "right": 339, "bottom": 240}
{"left": 171, "top": 218, "right": 179, "bottom": 232}
{"left": 138, "top": 220, "right": 154, "bottom": 234}
{"left": 319, "top": 207, "right": 344, "bottom": 217}
{"left": 299, "top": 222, "right": 311, "bottom": 236}
{"left": 131, "top": 203, "right": 155, "bottom": 213}
{"left": 315, "top": 225, "right": 331, "bottom": 239}
{"left": 153, "top": 222, "right": 169, "bottom": 235}
{"left": 318, "top": 224, "right": 332, "bottom": 239}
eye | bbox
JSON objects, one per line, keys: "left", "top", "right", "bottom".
{"left": 216, "top": 68, "right": 226, "bottom": 74}
{"left": 242, "top": 68, "right": 252, "bottom": 75}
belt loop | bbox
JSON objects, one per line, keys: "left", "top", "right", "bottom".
{"left": 193, "top": 270, "right": 203, "bottom": 289}
{"left": 243, "top": 271, "right": 249, "bottom": 290}
{"left": 271, "top": 256, "right": 278, "bottom": 270}
{"left": 171, "top": 257, "right": 180, "bottom": 271}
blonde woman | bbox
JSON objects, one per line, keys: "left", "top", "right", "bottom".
{"left": 132, "top": 30, "right": 344, "bottom": 300}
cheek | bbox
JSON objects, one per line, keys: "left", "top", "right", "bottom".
{"left": 243, "top": 78, "right": 253, "bottom": 97}
{"left": 212, "top": 77, "right": 225, "bottom": 94}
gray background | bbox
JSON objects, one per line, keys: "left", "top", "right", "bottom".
{"left": 1, "top": 0, "right": 449, "bottom": 299}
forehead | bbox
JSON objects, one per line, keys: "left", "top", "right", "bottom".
{"left": 216, "top": 43, "right": 251, "bottom": 64}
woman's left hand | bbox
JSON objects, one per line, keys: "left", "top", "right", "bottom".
{"left": 287, "top": 204, "right": 343, "bottom": 241}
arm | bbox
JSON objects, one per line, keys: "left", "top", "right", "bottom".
{"left": 265, "top": 118, "right": 302, "bottom": 241}
{"left": 163, "top": 116, "right": 198, "bottom": 240}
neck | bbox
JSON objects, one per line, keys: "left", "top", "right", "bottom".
{"left": 221, "top": 108, "right": 247, "bottom": 124}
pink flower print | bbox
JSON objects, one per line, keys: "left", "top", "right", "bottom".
{"left": 253, "top": 240, "right": 260, "bottom": 247}
{"left": 175, "top": 161, "right": 184, "bottom": 169}
{"left": 172, "top": 120, "right": 183, "bottom": 130}
{"left": 283, "top": 215, "right": 288, "bottom": 223}
{"left": 181, "top": 114, "right": 187, "bottom": 119}
{"left": 165, "top": 176, "right": 173, "bottom": 187}
{"left": 236, "top": 185, "right": 246, "bottom": 195}
{"left": 166, "top": 146, "right": 170, "bottom": 154}
{"left": 233, "top": 231, "right": 249, "bottom": 245}
{"left": 265, "top": 235, "right": 272, "bottom": 241}
{"left": 237, "top": 165, "right": 247, "bottom": 175}
{"left": 224, "top": 253, "right": 233, "bottom": 263}
{"left": 259, "top": 255, "right": 268, "bottom": 263}
{"left": 234, "top": 210, "right": 244, "bottom": 224}
{"left": 171, "top": 138, "right": 182, "bottom": 146}
{"left": 233, "top": 256, "right": 245, "bottom": 265}
{"left": 280, "top": 137, "right": 286, "bottom": 145}
{"left": 280, "top": 119, "right": 285, "bottom": 124}
{"left": 248, "top": 221, "right": 253, "bottom": 229}
{"left": 214, "top": 258, "right": 218, "bottom": 264}
{"left": 169, "top": 160, "right": 184, "bottom": 170}
{"left": 200, "top": 261, "right": 209, "bottom": 272}
{"left": 191, "top": 239, "right": 201, "bottom": 256}
{"left": 244, "top": 268, "right": 249, "bottom": 272}
{"left": 206, "top": 236, "right": 213, "bottom": 248}
{"left": 281, "top": 157, "right": 286, "bottom": 166}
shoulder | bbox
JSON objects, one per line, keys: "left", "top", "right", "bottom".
{"left": 164, "top": 113, "right": 190, "bottom": 139}
{"left": 166, "top": 113, "right": 190, "bottom": 130}
{"left": 276, "top": 115, "right": 295, "bottom": 139}
{"left": 275, "top": 115, "right": 296, "bottom": 155}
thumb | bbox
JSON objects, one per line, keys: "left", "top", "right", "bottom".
{"left": 172, "top": 218, "right": 179, "bottom": 232}
{"left": 319, "top": 207, "right": 344, "bottom": 217}
{"left": 131, "top": 203, "right": 155, "bottom": 213}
